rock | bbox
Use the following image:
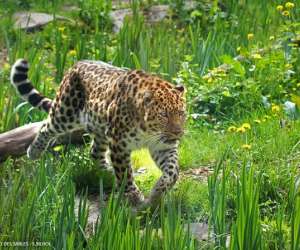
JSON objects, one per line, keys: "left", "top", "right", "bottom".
{"left": 187, "top": 222, "right": 231, "bottom": 247}
{"left": 109, "top": 8, "right": 132, "bottom": 33}
{"left": 145, "top": 5, "right": 170, "bottom": 23}
{"left": 109, "top": 1, "right": 201, "bottom": 32}
{"left": 75, "top": 194, "right": 108, "bottom": 237}
{"left": 183, "top": 1, "right": 198, "bottom": 12}
{"left": 110, "top": 5, "right": 171, "bottom": 33}
{"left": 186, "top": 222, "right": 209, "bottom": 241}
{"left": 13, "top": 12, "right": 69, "bottom": 32}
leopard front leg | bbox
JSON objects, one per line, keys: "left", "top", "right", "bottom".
{"left": 27, "top": 122, "right": 58, "bottom": 159}
{"left": 146, "top": 146, "right": 179, "bottom": 208}
{"left": 109, "top": 140, "right": 144, "bottom": 207}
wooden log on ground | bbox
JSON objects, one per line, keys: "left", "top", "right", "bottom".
{"left": 0, "top": 122, "right": 85, "bottom": 162}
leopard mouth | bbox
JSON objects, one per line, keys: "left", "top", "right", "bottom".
{"left": 160, "top": 135, "right": 179, "bottom": 144}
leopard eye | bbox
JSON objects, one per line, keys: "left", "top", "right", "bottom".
{"left": 180, "top": 111, "right": 187, "bottom": 119}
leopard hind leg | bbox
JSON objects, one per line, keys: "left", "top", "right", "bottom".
{"left": 27, "top": 71, "right": 85, "bottom": 159}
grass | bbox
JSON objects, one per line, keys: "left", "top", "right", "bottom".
{"left": 0, "top": 0, "right": 300, "bottom": 249}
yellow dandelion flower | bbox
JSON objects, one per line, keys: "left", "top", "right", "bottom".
{"left": 46, "top": 76, "right": 54, "bottom": 82}
{"left": 247, "top": 33, "right": 254, "bottom": 40}
{"left": 271, "top": 104, "right": 280, "bottom": 112}
{"left": 53, "top": 145, "right": 63, "bottom": 152}
{"left": 222, "top": 90, "right": 231, "bottom": 97}
{"left": 207, "top": 77, "right": 213, "bottom": 83}
{"left": 58, "top": 26, "right": 65, "bottom": 32}
{"left": 276, "top": 5, "right": 284, "bottom": 11}
{"left": 285, "top": 2, "right": 295, "bottom": 9}
{"left": 285, "top": 63, "right": 292, "bottom": 69}
{"left": 241, "top": 144, "right": 252, "bottom": 150}
{"left": 252, "top": 53, "right": 262, "bottom": 59}
{"left": 254, "top": 119, "right": 261, "bottom": 124}
{"left": 3, "top": 62, "right": 10, "bottom": 71}
{"left": 237, "top": 127, "right": 246, "bottom": 133}
{"left": 242, "top": 123, "right": 251, "bottom": 130}
{"left": 68, "top": 50, "right": 77, "bottom": 57}
{"left": 227, "top": 126, "right": 237, "bottom": 132}
{"left": 282, "top": 10, "right": 290, "bottom": 16}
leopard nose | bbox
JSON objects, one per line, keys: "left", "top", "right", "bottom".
{"left": 169, "top": 126, "right": 184, "bottom": 137}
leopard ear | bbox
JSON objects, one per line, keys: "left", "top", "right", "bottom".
{"left": 175, "top": 85, "right": 185, "bottom": 94}
{"left": 143, "top": 91, "right": 153, "bottom": 106}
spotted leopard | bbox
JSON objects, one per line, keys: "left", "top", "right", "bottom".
{"left": 10, "top": 59, "right": 186, "bottom": 208}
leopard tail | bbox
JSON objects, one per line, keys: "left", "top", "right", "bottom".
{"left": 10, "top": 59, "right": 52, "bottom": 113}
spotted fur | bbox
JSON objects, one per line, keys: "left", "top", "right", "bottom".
{"left": 10, "top": 59, "right": 186, "bottom": 208}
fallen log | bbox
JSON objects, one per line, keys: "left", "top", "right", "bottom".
{"left": 0, "top": 122, "right": 85, "bottom": 162}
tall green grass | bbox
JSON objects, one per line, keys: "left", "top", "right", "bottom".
{"left": 229, "top": 164, "right": 262, "bottom": 250}
{"left": 0, "top": 156, "right": 196, "bottom": 249}
{"left": 208, "top": 153, "right": 227, "bottom": 248}
{"left": 208, "top": 149, "right": 300, "bottom": 249}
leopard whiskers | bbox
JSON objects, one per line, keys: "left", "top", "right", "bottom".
{"left": 143, "top": 133, "right": 163, "bottom": 147}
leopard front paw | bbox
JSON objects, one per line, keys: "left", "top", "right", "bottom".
{"left": 136, "top": 198, "right": 151, "bottom": 211}
{"left": 137, "top": 196, "right": 162, "bottom": 212}
{"left": 27, "top": 145, "right": 42, "bottom": 160}
{"left": 125, "top": 190, "right": 145, "bottom": 207}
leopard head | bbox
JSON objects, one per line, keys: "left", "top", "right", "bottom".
{"left": 143, "top": 83, "right": 186, "bottom": 143}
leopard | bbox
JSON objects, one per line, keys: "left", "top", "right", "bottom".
{"left": 10, "top": 59, "right": 186, "bottom": 208}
